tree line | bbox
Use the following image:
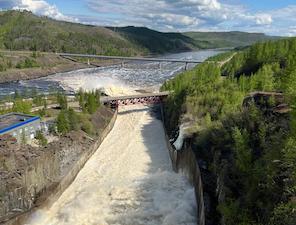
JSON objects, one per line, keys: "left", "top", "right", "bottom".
{"left": 162, "top": 38, "right": 296, "bottom": 225}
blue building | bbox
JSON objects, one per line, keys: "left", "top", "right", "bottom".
{"left": 0, "top": 113, "right": 41, "bottom": 142}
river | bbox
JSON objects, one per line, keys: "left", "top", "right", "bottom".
{"left": 20, "top": 50, "right": 222, "bottom": 225}
{"left": 0, "top": 50, "right": 222, "bottom": 98}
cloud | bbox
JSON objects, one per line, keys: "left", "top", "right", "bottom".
{"left": 0, "top": 0, "right": 78, "bottom": 22}
{"left": 85, "top": 0, "right": 277, "bottom": 33}
{"left": 255, "top": 14, "right": 273, "bottom": 25}
{"left": 0, "top": 0, "right": 295, "bottom": 36}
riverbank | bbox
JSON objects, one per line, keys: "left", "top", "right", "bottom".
{"left": 0, "top": 106, "right": 116, "bottom": 224}
{"left": 0, "top": 51, "right": 95, "bottom": 84}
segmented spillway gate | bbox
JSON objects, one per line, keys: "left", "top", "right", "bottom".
{"left": 100, "top": 92, "right": 170, "bottom": 107}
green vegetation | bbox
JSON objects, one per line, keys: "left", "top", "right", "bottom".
{"left": 0, "top": 10, "right": 277, "bottom": 57}
{"left": 0, "top": 10, "right": 143, "bottom": 56}
{"left": 185, "top": 31, "right": 277, "bottom": 49}
{"left": 16, "top": 57, "right": 39, "bottom": 69}
{"left": 56, "top": 91, "right": 101, "bottom": 135}
{"left": 112, "top": 26, "right": 196, "bottom": 54}
{"left": 56, "top": 110, "right": 70, "bottom": 135}
{"left": 77, "top": 89, "right": 100, "bottom": 114}
{"left": 12, "top": 99, "right": 32, "bottom": 114}
{"left": 56, "top": 92, "right": 68, "bottom": 110}
{"left": 35, "top": 130, "right": 48, "bottom": 146}
{"left": 0, "top": 52, "right": 12, "bottom": 71}
{"left": 162, "top": 38, "right": 296, "bottom": 225}
{"left": 206, "top": 51, "right": 235, "bottom": 62}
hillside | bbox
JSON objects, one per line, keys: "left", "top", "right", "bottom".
{"left": 162, "top": 38, "right": 296, "bottom": 225}
{"left": 0, "top": 50, "right": 93, "bottom": 83}
{"left": 185, "top": 31, "right": 277, "bottom": 48}
{"left": 110, "top": 27, "right": 277, "bottom": 53}
{"left": 0, "top": 10, "right": 277, "bottom": 56}
{"left": 108, "top": 26, "right": 197, "bottom": 54}
{"left": 0, "top": 10, "right": 144, "bottom": 56}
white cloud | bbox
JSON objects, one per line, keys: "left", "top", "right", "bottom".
{"left": 255, "top": 14, "right": 273, "bottom": 25}
{"left": 85, "top": 0, "right": 277, "bottom": 31}
{"left": 0, "top": 0, "right": 295, "bottom": 36}
{"left": 4, "top": 0, "right": 78, "bottom": 22}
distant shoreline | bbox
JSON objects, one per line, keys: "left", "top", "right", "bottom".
{"left": 0, "top": 48, "right": 228, "bottom": 85}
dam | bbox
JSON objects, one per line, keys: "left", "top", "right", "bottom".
{"left": 25, "top": 105, "right": 196, "bottom": 225}
{"left": 2, "top": 49, "right": 223, "bottom": 225}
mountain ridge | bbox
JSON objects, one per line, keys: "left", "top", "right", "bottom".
{"left": 0, "top": 10, "right": 279, "bottom": 55}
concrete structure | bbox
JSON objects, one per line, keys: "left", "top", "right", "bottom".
{"left": 59, "top": 53, "right": 202, "bottom": 70}
{"left": 100, "top": 91, "right": 170, "bottom": 107}
{"left": 0, "top": 113, "right": 41, "bottom": 142}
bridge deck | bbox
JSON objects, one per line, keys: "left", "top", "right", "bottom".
{"left": 59, "top": 53, "right": 202, "bottom": 64}
{"left": 100, "top": 91, "right": 170, "bottom": 103}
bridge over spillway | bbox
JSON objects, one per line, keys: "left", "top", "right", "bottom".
{"left": 59, "top": 53, "right": 203, "bottom": 70}
{"left": 100, "top": 91, "right": 170, "bottom": 107}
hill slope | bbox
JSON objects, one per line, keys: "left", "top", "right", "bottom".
{"left": 184, "top": 31, "right": 277, "bottom": 48}
{"left": 0, "top": 10, "right": 277, "bottom": 56}
{"left": 0, "top": 10, "right": 144, "bottom": 56}
{"left": 110, "top": 27, "right": 277, "bottom": 53}
{"left": 108, "top": 26, "right": 197, "bottom": 54}
{"left": 162, "top": 38, "right": 296, "bottom": 225}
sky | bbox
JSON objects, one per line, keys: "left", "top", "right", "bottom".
{"left": 0, "top": 0, "right": 296, "bottom": 36}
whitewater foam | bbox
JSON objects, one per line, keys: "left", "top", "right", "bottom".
{"left": 25, "top": 105, "right": 196, "bottom": 225}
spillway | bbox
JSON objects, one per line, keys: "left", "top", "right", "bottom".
{"left": 25, "top": 105, "right": 197, "bottom": 225}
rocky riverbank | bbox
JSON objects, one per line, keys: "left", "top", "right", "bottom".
{"left": 0, "top": 106, "right": 117, "bottom": 224}
{"left": 0, "top": 51, "right": 96, "bottom": 84}
{"left": 0, "top": 63, "right": 91, "bottom": 84}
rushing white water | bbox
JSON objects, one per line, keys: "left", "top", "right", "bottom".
{"left": 25, "top": 105, "right": 196, "bottom": 225}
{"left": 20, "top": 50, "right": 224, "bottom": 224}
{"left": 0, "top": 49, "right": 223, "bottom": 98}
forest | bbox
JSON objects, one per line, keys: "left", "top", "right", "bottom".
{"left": 0, "top": 10, "right": 275, "bottom": 56}
{"left": 162, "top": 38, "right": 296, "bottom": 225}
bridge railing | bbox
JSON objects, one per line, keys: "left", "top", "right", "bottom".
{"left": 59, "top": 53, "right": 203, "bottom": 64}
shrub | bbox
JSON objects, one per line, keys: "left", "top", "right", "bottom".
{"left": 56, "top": 110, "right": 69, "bottom": 134}
{"left": 79, "top": 114, "right": 94, "bottom": 135}
{"left": 16, "top": 58, "right": 39, "bottom": 69}
{"left": 35, "top": 131, "right": 48, "bottom": 146}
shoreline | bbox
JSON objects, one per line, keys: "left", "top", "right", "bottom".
{"left": 0, "top": 63, "right": 93, "bottom": 85}
{"left": 0, "top": 48, "right": 225, "bottom": 85}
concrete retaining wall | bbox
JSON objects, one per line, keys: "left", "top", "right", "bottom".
{"left": 2, "top": 109, "right": 118, "bottom": 225}
{"left": 160, "top": 104, "right": 205, "bottom": 225}
{"left": 38, "top": 109, "right": 118, "bottom": 210}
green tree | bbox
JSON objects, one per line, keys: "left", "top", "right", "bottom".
{"left": 35, "top": 130, "right": 48, "bottom": 146}
{"left": 56, "top": 110, "right": 69, "bottom": 134}
{"left": 13, "top": 99, "right": 32, "bottom": 114}
{"left": 68, "top": 108, "right": 79, "bottom": 131}
{"left": 86, "top": 93, "right": 98, "bottom": 114}
{"left": 57, "top": 92, "right": 68, "bottom": 110}
{"left": 232, "top": 127, "right": 252, "bottom": 174}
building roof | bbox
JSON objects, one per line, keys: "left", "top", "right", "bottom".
{"left": 0, "top": 113, "right": 40, "bottom": 135}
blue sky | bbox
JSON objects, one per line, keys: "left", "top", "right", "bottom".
{"left": 1, "top": 0, "right": 296, "bottom": 36}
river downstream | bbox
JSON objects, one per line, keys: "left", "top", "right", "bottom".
{"left": 17, "top": 50, "right": 222, "bottom": 225}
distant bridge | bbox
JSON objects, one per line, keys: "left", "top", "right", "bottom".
{"left": 59, "top": 53, "right": 203, "bottom": 70}
{"left": 100, "top": 92, "right": 170, "bottom": 107}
